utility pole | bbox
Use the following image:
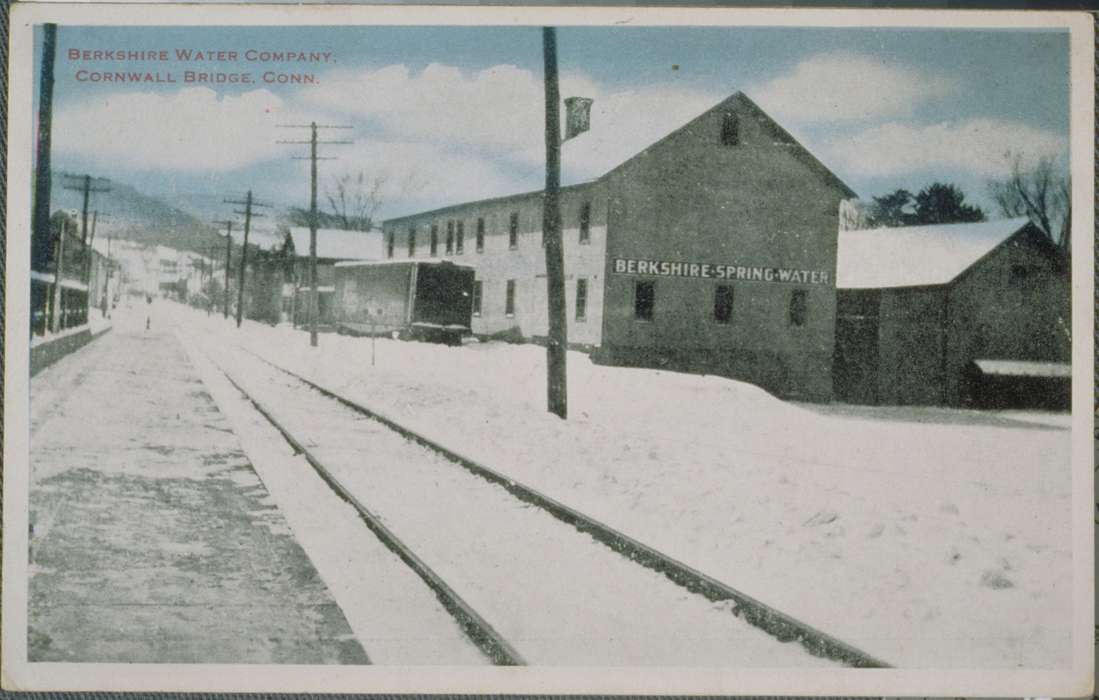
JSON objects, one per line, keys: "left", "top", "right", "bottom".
{"left": 212, "top": 219, "right": 235, "bottom": 319}
{"left": 32, "top": 24, "right": 57, "bottom": 288}
{"left": 542, "top": 27, "right": 568, "bottom": 419}
{"left": 277, "top": 122, "right": 353, "bottom": 347}
{"left": 50, "top": 217, "right": 68, "bottom": 332}
{"left": 61, "top": 174, "right": 110, "bottom": 299}
{"left": 206, "top": 245, "right": 217, "bottom": 316}
{"left": 224, "top": 191, "right": 269, "bottom": 328}
{"left": 88, "top": 211, "right": 109, "bottom": 315}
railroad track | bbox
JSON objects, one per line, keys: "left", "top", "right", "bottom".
{"left": 198, "top": 336, "right": 890, "bottom": 669}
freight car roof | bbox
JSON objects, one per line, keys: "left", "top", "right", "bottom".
{"left": 837, "top": 217, "right": 1031, "bottom": 290}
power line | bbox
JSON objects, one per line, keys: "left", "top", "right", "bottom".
{"left": 277, "top": 121, "right": 354, "bottom": 347}
{"left": 212, "top": 219, "right": 236, "bottom": 319}
{"left": 61, "top": 174, "right": 111, "bottom": 312}
{"left": 223, "top": 192, "right": 270, "bottom": 328}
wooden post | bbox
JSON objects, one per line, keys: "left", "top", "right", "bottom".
{"left": 236, "top": 190, "right": 253, "bottom": 328}
{"left": 50, "top": 218, "right": 66, "bottom": 332}
{"left": 309, "top": 122, "right": 319, "bottom": 347}
{"left": 542, "top": 27, "right": 568, "bottom": 419}
{"left": 32, "top": 25, "right": 56, "bottom": 281}
{"left": 224, "top": 222, "right": 233, "bottom": 319}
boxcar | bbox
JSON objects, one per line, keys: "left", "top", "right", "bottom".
{"left": 333, "top": 260, "right": 475, "bottom": 345}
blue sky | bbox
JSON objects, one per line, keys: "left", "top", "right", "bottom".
{"left": 37, "top": 24, "right": 1070, "bottom": 236}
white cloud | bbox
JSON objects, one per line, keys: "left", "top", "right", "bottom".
{"left": 298, "top": 62, "right": 721, "bottom": 194}
{"left": 302, "top": 63, "right": 716, "bottom": 166}
{"left": 750, "top": 51, "right": 958, "bottom": 123}
{"left": 301, "top": 63, "right": 601, "bottom": 154}
{"left": 53, "top": 87, "right": 315, "bottom": 172}
{"left": 831, "top": 118, "right": 1067, "bottom": 178}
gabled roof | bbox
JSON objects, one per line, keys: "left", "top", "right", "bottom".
{"left": 387, "top": 90, "right": 854, "bottom": 223}
{"left": 560, "top": 91, "right": 856, "bottom": 198}
{"left": 837, "top": 217, "right": 1032, "bottom": 290}
{"left": 288, "top": 227, "right": 383, "bottom": 261}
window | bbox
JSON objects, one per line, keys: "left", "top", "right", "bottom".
{"left": 1010, "top": 264, "right": 1032, "bottom": 286}
{"left": 713, "top": 285, "right": 733, "bottom": 324}
{"left": 789, "top": 289, "right": 808, "bottom": 327}
{"left": 430, "top": 224, "right": 438, "bottom": 256}
{"left": 509, "top": 212, "right": 519, "bottom": 249}
{"left": 505, "top": 280, "right": 516, "bottom": 317}
{"left": 472, "top": 280, "right": 482, "bottom": 316}
{"left": 575, "top": 278, "right": 588, "bottom": 321}
{"left": 408, "top": 226, "right": 416, "bottom": 257}
{"left": 721, "top": 112, "right": 739, "bottom": 146}
{"left": 386, "top": 232, "right": 394, "bottom": 258}
{"left": 476, "top": 218, "right": 485, "bottom": 252}
{"left": 579, "top": 202, "right": 591, "bottom": 244}
{"left": 634, "top": 281, "right": 655, "bottom": 321}
{"left": 456, "top": 221, "right": 465, "bottom": 254}
{"left": 446, "top": 221, "right": 454, "bottom": 254}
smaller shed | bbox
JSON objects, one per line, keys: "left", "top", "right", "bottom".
{"left": 833, "top": 218, "right": 1070, "bottom": 407}
{"left": 287, "top": 227, "right": 383, "bottom": 326}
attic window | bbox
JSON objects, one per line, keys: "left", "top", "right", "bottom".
{"left": 721, "top": 112, "right": 739, "bottom": 146}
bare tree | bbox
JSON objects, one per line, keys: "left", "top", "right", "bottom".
{"left": 324, "top": 169, "right": 427, "bottom": 231}
{"left": 988, "top": 151, "right": 1071, "bottom": 252}
{"left": 325, "top": 171, "right": 387, "bottom": 231}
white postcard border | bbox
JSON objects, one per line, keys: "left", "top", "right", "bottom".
{"left": 3, "top": 4, "right": 1094, "bottom": 695}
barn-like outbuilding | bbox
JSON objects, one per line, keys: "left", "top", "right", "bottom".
{"left": 833, "top": 218, "right": 1070, "bottom": 407}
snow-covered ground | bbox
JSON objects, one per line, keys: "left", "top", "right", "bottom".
{"left": 166, "top": 302, "right": 1073, "bottom": 669}
{"left": 188, "top": 331, "right": 833, "bottom": 666}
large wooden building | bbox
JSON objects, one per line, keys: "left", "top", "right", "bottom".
{"left": 833, "top": 218, "right": 1071, "bottom": 407}
{"left": 383, "top": 92, "right": 854, "bottom": 400}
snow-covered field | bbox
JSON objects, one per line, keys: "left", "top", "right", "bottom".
{"left": 165, "top": 302, "right": 1073, "bottom": 669}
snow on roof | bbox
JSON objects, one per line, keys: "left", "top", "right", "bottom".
{"left": 557, "top": 91, "right": 718, "bottom": 188}
{"left": 837, "top": 218, "right": 1031, "bottom": 290}
{"left": 288, "top": 227, "right": 383, "bottom": 261}
{"left": 972, "top": 359, "right": 1071, "bottom": 378}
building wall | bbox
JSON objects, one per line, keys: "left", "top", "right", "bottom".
{"left": 944, "top": 229, "right": 1070, "bottom": 404}
{"left": 875, "top": 286, "right": 948, "bottom": 405}
{"left": 383, "top": 183, "right": 608, "bottom": 348}
{"left": 597, "top": 96, "right": 848, "bottom": 400}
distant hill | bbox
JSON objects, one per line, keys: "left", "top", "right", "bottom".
{"left": 48, "top": 172, "right": 224, "bottom": 255}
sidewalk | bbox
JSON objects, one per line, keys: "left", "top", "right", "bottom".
{"left": 28, "top": 314, "right": 368, "bottom": 664}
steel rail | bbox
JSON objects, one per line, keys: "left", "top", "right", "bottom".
{"left": 205, "top": 351, "right": 526, "bottom": 667}
{"left": 238, "top": 345, "right": 893, "bottom": 669}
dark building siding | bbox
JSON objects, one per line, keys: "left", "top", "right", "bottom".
{"left": 596, "top": 95, "right": 850, "bottom": 401}
{"left": 944, "top": 228, "right": 1071, "bottom": 405}
{"left": 876, "top": 287, "right": 948, "bottom": 405}
{"left": 834, "top": 225, "right": 1070, "bottom": 406}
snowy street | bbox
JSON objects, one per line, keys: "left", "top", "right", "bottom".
{"left": 28, "top": 300, "right": 1073, "bottom": 668}
{"left": 28, "top": 310, "right": 367, "bottom": 664}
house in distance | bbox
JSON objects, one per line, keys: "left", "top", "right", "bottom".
{"left": 286, "top": 226, "right": 383, "bottom": 326}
